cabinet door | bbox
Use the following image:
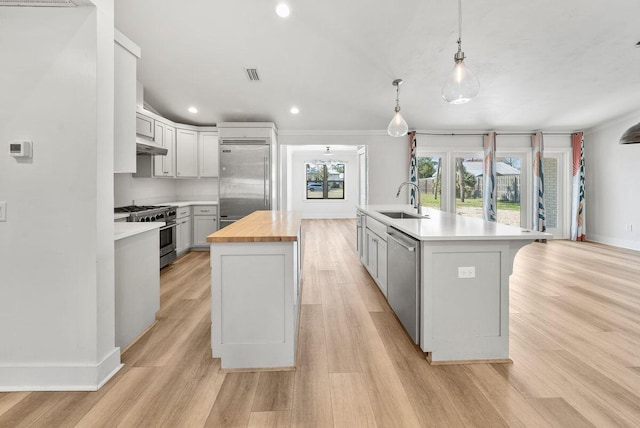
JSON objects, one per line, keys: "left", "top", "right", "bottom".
{"left": 176, "top": 129, "right": 198, "bottom": 177}
{"left": 184, "top": 217, "right": 192, "bottom": 248}
{"left": 163, "top": 125, "right": 176, "bottom": 177}
{"left": 366, "top": 230, "right": 378, "bottom": 278}
{"left": 176, "top": 219, "right": 184, "bottom": 253}
{"left": 193, "top": 215, "right": 217, "bottom": 246}
{"left": 153, "top": 122, "right": 166, "bottom": 177}
{"left": 378, "top": 238, "right": 388, "bottom": 297}
{"left": 199, "top": 132, "right": 219, "bottom": 177}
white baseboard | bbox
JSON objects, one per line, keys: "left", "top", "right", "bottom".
{"left": 0, "top": 347, "right": 122, "bottom": 392}
{"left": 588, "top": 233, "right": 640, "bottom": 252}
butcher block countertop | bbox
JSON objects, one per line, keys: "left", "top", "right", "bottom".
{"left": 207, "top": 210, "right": 302, "bottom": 243}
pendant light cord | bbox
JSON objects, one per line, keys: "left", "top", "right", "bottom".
{"left": 458, "top": 0, "right": 462, "bottom": 43}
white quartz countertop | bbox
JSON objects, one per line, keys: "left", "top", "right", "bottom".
{"left": 357, "top": 204, "right": 552, "bottom": 241}
{"left": 158, "top": 200, "right": 218, "bottom": 207}
{"left": 114, "top": 222, "right": 163, "bottom": 241}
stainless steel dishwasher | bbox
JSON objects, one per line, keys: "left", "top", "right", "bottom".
{"left": 386, "top": 226, "right": 420, "bottom": 344}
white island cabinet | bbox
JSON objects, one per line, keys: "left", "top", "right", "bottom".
{"left": 207, "top": 211, "right": 302, "bottom": 369}
{"left": 357, "top": 204, "right": 550, "bottom": 364}
{"left": 114, "top": 222, "right": 161, "bottom": 351}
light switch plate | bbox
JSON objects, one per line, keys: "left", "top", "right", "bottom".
{"left": 458, "top": 266, "right": 475, "bottom": 279}
{"left": 0, "top": 201, "right": 6, "bottom": 222}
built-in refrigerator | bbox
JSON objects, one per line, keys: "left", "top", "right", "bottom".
{"left": 218, "top": 142, "right": 271, "bottom": 228}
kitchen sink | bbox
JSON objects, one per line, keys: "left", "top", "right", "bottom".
{"left": 379, "top": 211, "right": 428, "bottom": 220}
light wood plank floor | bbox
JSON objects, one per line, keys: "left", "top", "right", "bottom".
{"left": 1, "top": 219, "right": 640, "bottom": 427}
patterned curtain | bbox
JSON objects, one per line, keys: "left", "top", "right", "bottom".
{"left": 409, "top": 131, "right": 417, "bottom": 206}
{"left": 532, "top": 132, "right": 546, "bottom": 232}
{"left": 483, "top": 132, "right": 497, "bottom": 222}
{"left": 571, "top": 132, "right": 586, "bottom": 241}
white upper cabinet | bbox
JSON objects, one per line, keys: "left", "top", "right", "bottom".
{"left": 199, "top": 131, "right": 219, "bottom": 177}
{"left": 113, "top": 30, "right": 140, "bottom": 173}
{"left": 153, "top": 122, "right": 175, "bottom": 177}
{"left": 176, "top": 128, "right": 198, "bottom": 178}
{"left": 135, "top": 112, "right": 154, "bottom": 139}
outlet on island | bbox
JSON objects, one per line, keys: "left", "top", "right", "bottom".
{"left": 458, "top": 266, "right": 476, "bottom": 279}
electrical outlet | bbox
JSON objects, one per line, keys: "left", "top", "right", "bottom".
{"left": 0, "top": 201, "right": 6, "bottom": 222}
{"left": 625, "top": 224, "right": 633, "bottom": 232}
{"left": 458, "top": 266, "right": 475, "bottom": 279}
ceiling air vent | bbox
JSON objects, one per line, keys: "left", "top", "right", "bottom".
{"left": 245, "top": 68, "right": 260, "bottom": 82}
{"left": 0, "top": 0, "right": 76, "bottom": 5}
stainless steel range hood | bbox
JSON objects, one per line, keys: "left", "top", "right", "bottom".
{"left": 136, "top": 138, "right": 167, "bottom": 156}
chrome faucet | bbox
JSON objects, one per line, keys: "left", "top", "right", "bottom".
{"left": 396, "top": 181, "right": 421, "bottom": 214}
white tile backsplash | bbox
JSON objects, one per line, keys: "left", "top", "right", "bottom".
{"left": 114, "top": 174, "right": 218, "bottom": 207}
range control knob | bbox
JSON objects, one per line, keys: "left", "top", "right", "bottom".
{"left": 158, "top": 213, "right": 165, "bottom": 219}
{"left": 145, "top": 216, "right": 152, "bottom": 222}
{"left": 140, "top": 217, "right": 146, "bottom": 222}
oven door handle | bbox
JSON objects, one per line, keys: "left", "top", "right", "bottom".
{"left": 160, "top": 222, "right": 176, "bottom": 231}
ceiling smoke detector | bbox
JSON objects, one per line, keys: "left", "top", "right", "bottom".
{"left": 245, "top": 68, "right": 260, "bottom": 82}
{"left": 0, "top": 0, "right": 76, "bottom": 6}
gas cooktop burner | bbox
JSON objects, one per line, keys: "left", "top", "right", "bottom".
{"left": 114, "top": 205, "right": 170, "bottom": 213}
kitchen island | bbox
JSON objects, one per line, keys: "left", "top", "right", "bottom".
{"left": 207, "top": 210, "right": 302, "bottom": 370}
{"left": 357, "top": 204, "right": 550, "bottom": 364}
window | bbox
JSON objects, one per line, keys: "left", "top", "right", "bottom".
{"left": 417, "top": 156, "right": 443, "bottom": 210}
{"left": 306, "top": 161, "right": 345, "bottom": 200}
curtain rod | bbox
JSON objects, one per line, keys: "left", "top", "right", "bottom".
{"left": 413, "top": 131, "right": 578, "bottom": 137}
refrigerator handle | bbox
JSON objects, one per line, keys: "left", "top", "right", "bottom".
{"left": 264, "top": 156, "right": 268, "bottom": 208}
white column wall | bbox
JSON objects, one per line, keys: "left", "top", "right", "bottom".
{"left": 585, "top": 114, "right": 640, "bottom": 250}
{"left": 0, "top": 3, "right": 120, "bottom": 390}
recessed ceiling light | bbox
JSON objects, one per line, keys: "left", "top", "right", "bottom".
{"left": 275, "top": 3, "right": 290, "bottom": 18}
{"left": 188, "top": 106, "right": 198, "bottom": 114}
{"left": 290, "top": 106, "right": 299, "bottom": 114}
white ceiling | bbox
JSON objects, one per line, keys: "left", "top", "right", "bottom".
{"left": 114, "top": 0, "right": 640, "bottom": 132}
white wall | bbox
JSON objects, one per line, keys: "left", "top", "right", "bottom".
{"left": 287, "top": 146, "right": 358, "bottom": 218}
{"left": 585, "top": 114, "right": 640, "bottom": 250}
{"left": 279, "top": 132, "right": 412, "bottom": 208}
{"left": 0, "top": 2, "right": 120, "bottom": 390}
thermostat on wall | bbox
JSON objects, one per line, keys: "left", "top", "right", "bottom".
{"left": 9, "top": 140, "right": 32, "bottom": 158}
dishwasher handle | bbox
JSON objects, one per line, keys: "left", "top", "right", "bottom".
{"left": 387, "top": 233, "right": 416, "bottom": 252}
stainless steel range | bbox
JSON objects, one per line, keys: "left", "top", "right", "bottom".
{"left": 114, "top": 205, "right": 178, "bottom": 269}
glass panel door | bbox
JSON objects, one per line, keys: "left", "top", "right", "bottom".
{"left": 455, "top": 156, "right": 483, "bottom": 219}
{"left": 542, "top": 152, "right": 568, "bottom": 238}
{"left": 417, "top": 156, "right": 443, "bottom": 210}
{"left": 496, "top": 156, "right": 522, "bottom": 226}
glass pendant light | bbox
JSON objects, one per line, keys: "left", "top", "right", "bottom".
{"left": 387, "top": 79, "right": 409, "bottom": 137}
{"left": 619, "top": 122, "right": 640, "bottom": 144}
{"left": 442, "top": 0, "right": 479, "bottom": 104}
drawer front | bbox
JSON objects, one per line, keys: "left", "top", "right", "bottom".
{"left": 193, "top": 205, "right": 217, "bottom": 216}
{"left": 177, "top": 206, "right": 191, "bottom": 219}
{"left": 366, "top": 215, "right": 387, "bottom": 241}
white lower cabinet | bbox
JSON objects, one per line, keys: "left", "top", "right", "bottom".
{"left": 193, "top": 205, "right": 218, "bottom": 247}
{"left": 176, "top": 206, "right": 192, "bottom": 256}
{"left": 364, "top": 215, "right": 388, "bottom": 297}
